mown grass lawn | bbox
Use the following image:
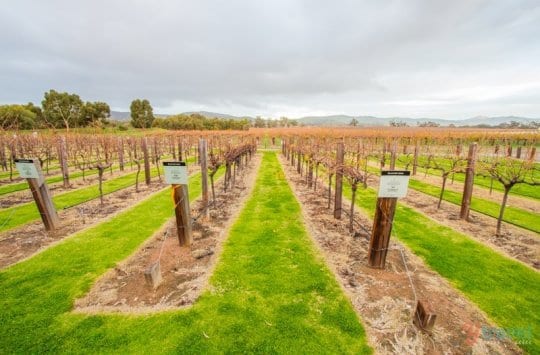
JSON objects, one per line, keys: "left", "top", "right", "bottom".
{"left": 0, "top": 152, "right": 371, "bottom": 354}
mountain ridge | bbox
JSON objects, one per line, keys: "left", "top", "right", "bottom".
{"left": 110, "top": 111, "right": 539, "bottom": 126}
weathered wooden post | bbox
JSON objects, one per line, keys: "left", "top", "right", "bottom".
{"left": 367, "top": 171, "right": 410, "bottom": 268}
{"left": 334, "top": 141, "right": 344, "bottom": 219}
{"left": 529, "top": 147, "right": 537, "bottom": 161}
{"left": 171, "top": 136, "right": 177, "bottom": 160}
{"left": 390, "top": 139, "right": 397, "bottom": 170}
{"left": 163, "top": 161, "right": 192, "bottom": 246}
{"left": 58, "top": 136, "right": 69, "bottom": 188}
{"left": 460, "top": 143, "right": 477, "bottom": 220}
{"left": 307, "top": 158, "right": 314, "bottom": 188}
{"left": 117, "top": 138, "right": 125, "bottom": 171}
{"left": 15, "top": 158, "right": 59, "bottom": 231}
{"left": 297, "top": 150, "right": 302, "bottom": 175}
{"left": 142, "top": 137, "right": 151, "bottom": 185}
{"left": 178, "top": 139, "right": 183, "bottom": 161}
{"left": 199, "top": 138, "right": 210, "bottom": 220}
{"left": 413, "top": 300, "right": 437, "bottom": 332}
{"left": 412, "top": 142, "right": 419, "bottom": 176}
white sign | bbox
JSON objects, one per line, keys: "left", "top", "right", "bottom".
{"left": 15, "top": 159, "right": 40, "bottom": 179}
{"left": 163, "top": 161, "right": 188, "bottom": 185}
{"left": 378, "top": 171, "right": 410, "bottom": 198}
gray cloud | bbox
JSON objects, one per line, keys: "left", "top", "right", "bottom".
{"left": 1, "top": 0, "right": 539, "bottom": 119}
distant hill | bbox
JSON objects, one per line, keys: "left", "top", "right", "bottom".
{"left": 182, "top": 111, "right": 253, "bottom": 120}
{"left": 110, "top": 111, "right": 131, "bottom": 120}
{"left": 110, "top": 110, "right": 539, "bottom": 127}
{"left": 294, "top": 115, "right": 540, "bottom": 127}
{"left": 110, "top": 110, "right": 252, "bottom": 121}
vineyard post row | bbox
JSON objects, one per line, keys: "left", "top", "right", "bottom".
{"left": 5, "top": 132, "right": 259, "bottom": 232}
{"left": 281, "top": 135, "right": 440, "bottom": 331}
{"left": 280, "top": 132, "right": 538, "bottom": 237}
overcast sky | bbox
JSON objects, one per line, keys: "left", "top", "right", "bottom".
{"left": 1, "top": 0, "right": 539, "bottom": 119}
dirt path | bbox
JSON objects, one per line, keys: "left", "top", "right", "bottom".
{"left": 279, "top": 154, "right": 521, "bottom": 355}
{"left": 74, "top": 154, "right": 261, "bottom": 314}
{"left": 0, "top": 166, "right": 198, "bottom": 269}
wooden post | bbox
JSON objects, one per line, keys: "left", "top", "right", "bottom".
{"left": 367, "top": 197, "right": 397, "bottom": 268}
{"left": 413, "top": 300, "right": 437, "bottom": 332}
{"left": 16, "top": 158, "right": 60, "bottom": 231}
{"left": 460, "top": 143, "right": 477, "bottom": 220}
{"left": 117, "top": 138, "right": 124, "bottom": 171}
{"left": 334, "top": 141, "right": 344, "bottom": 219}
{"left": 516, "top": 146, "right": 522, "bottom": 159}
{"left": 171, "top": 137, "right": 177, "bottom": 160}
{"left": 390, "top": 139, "right": 397, "bottom": 170}
{"left": 297, "top": 151, "right": 302, "bottom": 174}
{"left": 178, "top": 139, "right": 183, "bottom": 161}
{"left": 58, "top": 136, "right": 69, "bottom": 188}
{"left": 199, "top": 138, "right": 209, "bottom": 219}
{"left": 412, "top": 142, "right": 419, "bottom": 176}
{"left": 307, "top": 159, "right": 314, "bottom": 188}
{"left": 529, "top": 147, "right": 537, "bottom": 161}
{"left": 173, "top": 184, "right": 192, "bottom": 246}
{"left": 142, "top": 137, "right": 151, "bottom": 185}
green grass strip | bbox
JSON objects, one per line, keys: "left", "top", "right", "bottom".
{"left": 0, "top": 158, "right": 192, "bottom": 233}
{"left": 339, "top": 178, "right": 540, "bottom": 353}
{"left": 391, "top": 155, "right": 540, "bottom": 200}
{"left": 0, "top": 152, "right": 371, "bottom": 354}
{"left": 408, "top": 179, "right": 540, "bottom": 234}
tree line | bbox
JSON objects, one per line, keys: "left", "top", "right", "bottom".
{"left": 0, "top": 90, "right": 112, "bottom": 131}
{"left": 0, "top": 90, "right": 256, "bottom": 131}
{"left": 152, "top": 113, "right": 249, "bottom": 130}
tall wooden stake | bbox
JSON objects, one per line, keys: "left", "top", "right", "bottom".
{"left": 412, "top": 142, "right": 419, "bottom": 175}
{"left": 529, "top": 147, "right": 537, "bottom": 161}
{"left": 58, "top": 136, "right": 69, "bottom": 188}
{"left": 460, "top": 143, "right": 477, "bottom": 220}
{"left": 390, "top": 139, "right": 397, "bottom": 169}
{"left": 142, "top": 137, "right": 151, "bottom": 185}
{"left": 117, "top": 138, "right": 125, "bottom": 171}
{"left": 178, "top": 139, "right": 184, "bottom": 161}
{"left": 334, "top": 141, "right": 344, "bottom": 219}
{"left": 173, "top": 184, "right": 192, "bottom": 246}
{"left": 367, "top": 197, "right": 397, "bottom": 268}
{"left": 199, "top": 138, "right": 209, "bottom": 219}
